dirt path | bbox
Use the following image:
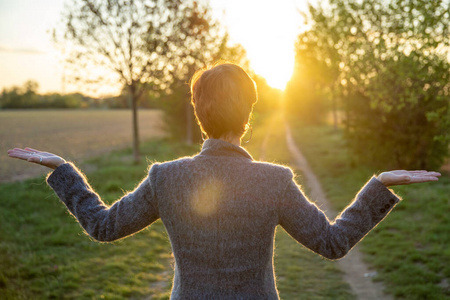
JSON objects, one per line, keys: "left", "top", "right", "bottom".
{"left": 284, "top": 122, "right": 393, "bottom": 300}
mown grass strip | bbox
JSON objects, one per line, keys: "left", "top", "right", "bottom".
{"left": 288, "top": 122, "right": 450, "bottom": 300}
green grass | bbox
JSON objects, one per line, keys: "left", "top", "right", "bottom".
{"left": 7, "top": 111, "right": 444, "bottom": 299}
{"left": 1, "top": 113, "right": 354, "bottom": 300}
{"left": 274, "top": 229, "right": 353, "bottom": 300}
{"left": 0, "top": 139, "right": 199, "bottom": 299}
{"left": 288, "top": 121, "right": 450, "bottom": 300}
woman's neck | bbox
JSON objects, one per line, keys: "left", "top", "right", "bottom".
{"left": 218, "top": 134, "right": 241, "bottom": 147}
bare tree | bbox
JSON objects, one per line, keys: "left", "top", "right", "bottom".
{"left": 55, "top": 0, "right": 223, "bottom": 162}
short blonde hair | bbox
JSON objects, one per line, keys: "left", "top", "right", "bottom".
{"left": 190, "top": 62, "right": 258, "bottom": 139}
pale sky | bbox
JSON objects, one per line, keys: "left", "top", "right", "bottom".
{"left": 0, "top": 0, "right": 309, "bottom": 96}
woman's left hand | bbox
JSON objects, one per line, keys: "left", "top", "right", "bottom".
{"left": 377, "top": 170, "right": 441, "bottom": 187}
{"left": 7, "top": 147, "right": 66, "bottom": 170}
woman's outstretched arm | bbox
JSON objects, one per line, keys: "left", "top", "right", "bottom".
{"left": 8, "top": 147, "right": 160, "bottom": 242}
{"left": 278, "top": 171, "right": 440, "bottom": 260}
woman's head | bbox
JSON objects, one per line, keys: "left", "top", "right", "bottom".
{"left": 190, "top": 62, "right": 258, "bottom": 141}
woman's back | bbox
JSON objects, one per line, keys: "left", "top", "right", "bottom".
{"left": 155, "top": 139, "right": 291, "bottom": 299}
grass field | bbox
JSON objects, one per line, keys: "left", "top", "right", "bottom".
{"left": 0, "top": 112, "right": 354, "bottom": 299}
{"left": 288, "top": 119, "right": 450, "bottom": 299}
{"left": 0, "top": 109, "right": 165, "bottom": 182}
{"left": 1, "top": 110, "right": 447, "bottom": 299}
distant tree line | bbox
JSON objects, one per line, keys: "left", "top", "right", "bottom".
{"left": 0, "top": 80, "right": 155, "bottom": 109}
{"left": 285, "top": 0, "right": 450, "bottom": 170}
{"left": 0, "top": 81, "right": 87, "bottom": 109}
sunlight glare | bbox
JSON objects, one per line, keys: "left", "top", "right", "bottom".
{"left": 210, "top": 0, "right": 308, "bottom": 91}
{"left": 251, "top": 51, "right": 295, "bottom": 90}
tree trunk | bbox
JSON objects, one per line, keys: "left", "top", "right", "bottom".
{"left": 129, "top": 85, "right": 140, "bottom": 163}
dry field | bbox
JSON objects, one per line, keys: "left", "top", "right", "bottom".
{"left": 0, "top": 109, "right": 165, "bottom": 182}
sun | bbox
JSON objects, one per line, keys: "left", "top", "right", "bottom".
{"left": 249, "top": 50, "right": 295, "bottom": 90}
{"left": 209, "top": 1, "right": 302, "bottom": 91}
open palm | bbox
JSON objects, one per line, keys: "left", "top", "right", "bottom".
{"left": 378, "top": 170, "right": 441, "bottom": 187}
{"left": 7, "top": 147, "right": 66, "bottom": 170}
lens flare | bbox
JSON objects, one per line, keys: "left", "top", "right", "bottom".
{"left": 191, "top": 178, "right": 224, "bottom": 217}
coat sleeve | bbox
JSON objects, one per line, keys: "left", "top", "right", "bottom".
{"left": 47, "top": 162, "right": 160, "bottom": 242}
{"left": 278, "top": 175, "right": 401, "bottom": 260}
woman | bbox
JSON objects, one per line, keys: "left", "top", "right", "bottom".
{"left": 8, "top": 63, "right": 440, "bottom": 299}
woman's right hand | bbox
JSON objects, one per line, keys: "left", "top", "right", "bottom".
{"left": 377, "top": 170, "right": 441, "bottom": 187}
{"left": 8, "top": 147, "right": 66, "bottom": 170}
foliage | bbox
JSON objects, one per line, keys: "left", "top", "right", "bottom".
{"left": 0, "top": 81, "right": 88, "bottom": 109}
{"left": 56, "top": 0, "right": 222, "bottom": 94}
{"left": 252, "top": 74, "right": 282, "bottom": 115}
{"left": 289, "top": 0, "right": 450, "bottom": 169}
{"left": 285, "top": 27, "right": 339, "bottom": 125}
{"left": 289, "top": 123, "right": 450, "bottom": 299}
{"left": 0, "top": 80, "right": 157, "bottom": 109}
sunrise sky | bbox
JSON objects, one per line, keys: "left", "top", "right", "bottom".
{"left": 0, "top": 0, "right": 310, "bottom": 96}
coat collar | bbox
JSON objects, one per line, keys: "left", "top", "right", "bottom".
{"left": 199, "top": 139, "right": 253, "bottom": 161}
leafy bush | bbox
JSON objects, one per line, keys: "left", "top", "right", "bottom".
{"left": 288, "top": 0, "right": 450, "bottom": 169}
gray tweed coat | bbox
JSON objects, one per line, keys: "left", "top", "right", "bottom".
{"left": 47, "top": 138, "right": 400, "bottom": 299}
